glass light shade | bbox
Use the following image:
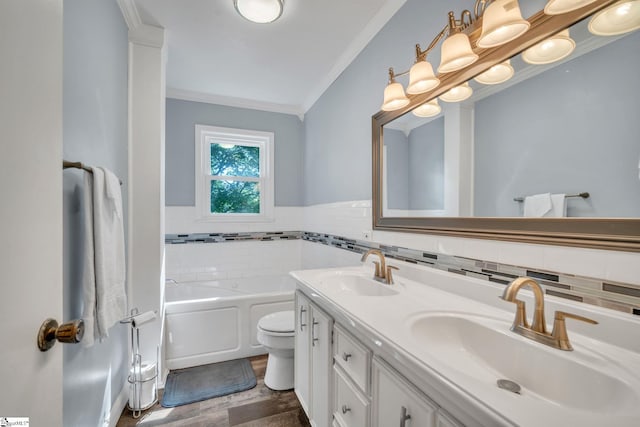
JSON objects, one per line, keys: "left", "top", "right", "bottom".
{"left": 522, "top": 29, "right": 575, "bottom": 64}
{"left": 544, "top": 0, "right": 598, "bottom": 15}
{"left": 234, "top": 0, "right": 284, "bottom": 23}
{"left": 588, "top": 0, "right": 640, "bottom": 36}
{"left": 381, "top": 82, "right": 410, "bottom": 111}
{"left": 407, "top": 60, "right": 440, "bottom": 94}
{"left": 477, "top": 0, "right": 531, "bottom": 48}
{"left": 438, "top": 33, "right": 479, "bottom": 73}
{"left": 474, "top": 59, "right": 514, "bottom": 84}
{"left": 439, "top": 82, "right": 473, "bottom": 102}
{"left": 412, "top": 99, "right": 441, "bottom": 118}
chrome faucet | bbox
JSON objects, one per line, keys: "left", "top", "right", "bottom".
{"left": 501, "top": 277, "right": 597, "bottom": 351}
{"left": 360, "top": 249, "right": 397, "bottom": 284}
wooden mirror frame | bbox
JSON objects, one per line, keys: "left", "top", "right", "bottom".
{"left": 372, "top": 0, "right": 640, "bottom": 252}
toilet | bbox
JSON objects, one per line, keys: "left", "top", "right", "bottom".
{"left": 256, "top": 310, "right": 295, "bottom": 390}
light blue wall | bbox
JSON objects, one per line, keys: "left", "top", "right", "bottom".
{"left": 63, "top": 1, "right": 129, "bottom": 426}
{"left": 383, "top": 129, "right": 409, "bottom": 209}
{"left": 303, "top": 0, "right": 469, "bottom": 205}
{"left": 474, "top": 31, "right": 640, "bottom": 217}
{"left": 165, "top": 99, "right": 305, "bottom": 206}
{"left": 409, "top": 117, "right": 444, "bottom": 210}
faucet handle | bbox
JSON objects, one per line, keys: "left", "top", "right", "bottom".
{"left": 551, "top": 310, "right": 598, "bottom": 351}
{"left": 385, "top": 265, "right": 399, "bottom": 284}
{"left": 372, "top": 261, "right": 382, "bottom": 278}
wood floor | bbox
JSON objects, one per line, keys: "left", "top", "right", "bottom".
{"left": 116, "top": 355, "right": 311, "bottom": 427}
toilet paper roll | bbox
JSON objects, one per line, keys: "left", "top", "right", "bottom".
{"left": 131, "top": 311, "right": 157, "bottom": 328}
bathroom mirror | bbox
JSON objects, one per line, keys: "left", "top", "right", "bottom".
{"left": 372, "top": 0, "right": 640, "bottom": 251}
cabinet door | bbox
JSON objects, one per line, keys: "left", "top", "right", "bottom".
{"left": 295, "top": 292, "right": 311, "bottom": 415}
{"left": 372, "top": 359, "right": 437, "bottom": 427}
{"left": 311, "top": 304, "right": 334, "bottom": 427}
{"left": 436, "top": 411, "right": 464, "bottom": 427}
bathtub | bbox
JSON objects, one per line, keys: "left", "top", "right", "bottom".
{"left": 164, "top": 275, "right": 295, "bottom": 369}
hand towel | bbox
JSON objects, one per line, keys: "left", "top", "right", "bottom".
{"left": 523, "top": 193, "right": 552, "bottom": 217}
{"left": 92, "top": 167, "right": 127, "bottom": 338}
{"left": 81, "top": 172, "right": 97, "bottom": 347}
{"left": 544, "top": 193, "right": 567, "bottom": 217}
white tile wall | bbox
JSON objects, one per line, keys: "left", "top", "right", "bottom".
{"left": 165, "top": 239, "right": 303, "bottom": 282}
{"left": 165, "top": 200, "right": 640, "bottom": 286}
{"left": 303, "top": 200, "right": 640, "bottom": 286}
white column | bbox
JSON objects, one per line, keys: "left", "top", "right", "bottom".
{"left": 127, "top": 23, "right": 166, "bottom": 366}
{"left": 443, "top": 104, "right": 474, "bottom": 216}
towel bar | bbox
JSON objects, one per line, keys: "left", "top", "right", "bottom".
{"left": 513, "top": 192, "right": 589, "bottom": 203}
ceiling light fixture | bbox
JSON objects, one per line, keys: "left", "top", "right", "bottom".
{"left": 412, "top": 99, "right": 442, "bottom": 117}
{"left": 522, "top": 29, "right": 576, "bottom": 64}
{"left": 588, "top": 0, "right": 640, "bottom": 36}
{"left": 381, "top": 0, "right": 531, "bottom": 111}
{"left": 474, "top": 59, "right": 515, "bottom": 84}
{"left": 439, "top": 82, "right": 474, "bottom": 103}
{"left": 544, "top": 0, "right": 599, "bottom": 15}
{"left": 234, "top": 0, "right": 284, "bottom": 24}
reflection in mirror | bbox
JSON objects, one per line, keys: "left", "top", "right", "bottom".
{"left": 382, "top": 18, "right": 640, "bottom": 219}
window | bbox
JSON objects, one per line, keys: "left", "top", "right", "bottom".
{"left": 195, "top": 125, "right": 274, "bottom": 222}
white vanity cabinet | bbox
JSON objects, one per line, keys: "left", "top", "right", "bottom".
{"left": 295, "top": 291, "right": 334, "bottom": 427}
{"left": 372, "top": 358, "right": 438, "bottom": 427}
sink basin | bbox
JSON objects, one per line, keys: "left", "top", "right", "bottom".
{"left": 316, "top": 271, "right": 399, "bottom": 296}
{"left": 408, "top": 313, "right": 638, "bottom": 413}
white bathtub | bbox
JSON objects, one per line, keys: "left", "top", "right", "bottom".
{"left": 164, "top": 275, "right": 295, "bottom": 369}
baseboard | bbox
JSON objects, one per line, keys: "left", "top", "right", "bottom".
{"left": 108, "top": 383, "right": 129, "bottom": 427}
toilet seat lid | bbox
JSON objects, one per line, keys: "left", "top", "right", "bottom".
{"left": 258, "top": 311, "right": 294, "bottom": 333}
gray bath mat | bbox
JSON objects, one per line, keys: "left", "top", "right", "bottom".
{"left": 161, "top": 358, "right": 257, "bottom": 407}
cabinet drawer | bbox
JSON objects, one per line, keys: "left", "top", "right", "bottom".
{"left": 334, "top": 366, "right": 369, "bottom": 427}
{"left": 334, "top": 325, "right": 371, "bottom": 394}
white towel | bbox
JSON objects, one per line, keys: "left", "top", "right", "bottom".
{"left": 92, "top": 167, "right": 127, "bottom": 338}
{"left": 544, "top": 193, "right": 567, "bottom": 217}
{"left": 81, "top": 172, "right": 97, "bottom": 347}
{"left": 523, "top": 193, "right": 552, "bottom": 217}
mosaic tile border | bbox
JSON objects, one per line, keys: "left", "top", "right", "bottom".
{"left": 165, "top": 231, "right": 302, "bottom": 244}
{"left": 165, "top": 231, "right": 640, "bottom": 315}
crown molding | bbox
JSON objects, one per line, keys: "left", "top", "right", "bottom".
{"left": 116, "top": 0, "right": 142, "bottom": 30}
{"left": 167, "top": 88, "right": 306, "bottom": 120}
{"left": 301, "top": 0, "right": 408, "bottom": 112}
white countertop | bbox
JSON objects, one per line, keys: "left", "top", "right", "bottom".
{"left": 291, "top": 262, "right": 640, "bottom": 427}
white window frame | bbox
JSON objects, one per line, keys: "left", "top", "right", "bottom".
{"left": 195, "top": 124, "right": 274, "bottom": 222}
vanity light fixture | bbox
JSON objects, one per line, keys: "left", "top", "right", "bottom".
{"left": 522, "top": 29, "right": 576, "bottom": 64}
{"left": 381, "top": 0, "right": 532, "bottom": 111}
{"left": 474, "top": 59, "right": 514, "bottom": 84}
{"left": 439, "top": 82, "right": 473, "bottom": 102}
{"left": 381, "top": 68, "right": 411, "bottom": 111}
{"left": 407, "top": 47, "right": 440, "bottom": 94}
{"left": 544, "top": 0, "right": 599, "bottom": 15}
{"left": 477, "top": 0, "right": 530, "bottom": 48}
{"left": 438, "top": 12, "right": 479, "bottom": 73}
{"left": 412, "top": 99, "right": 442, "bottom": 117}
{"left": 588, "top": 0, "right": 640, "bottom": 35}
{"left": 234, "top": 0, "right": 284, "bottom": 24}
